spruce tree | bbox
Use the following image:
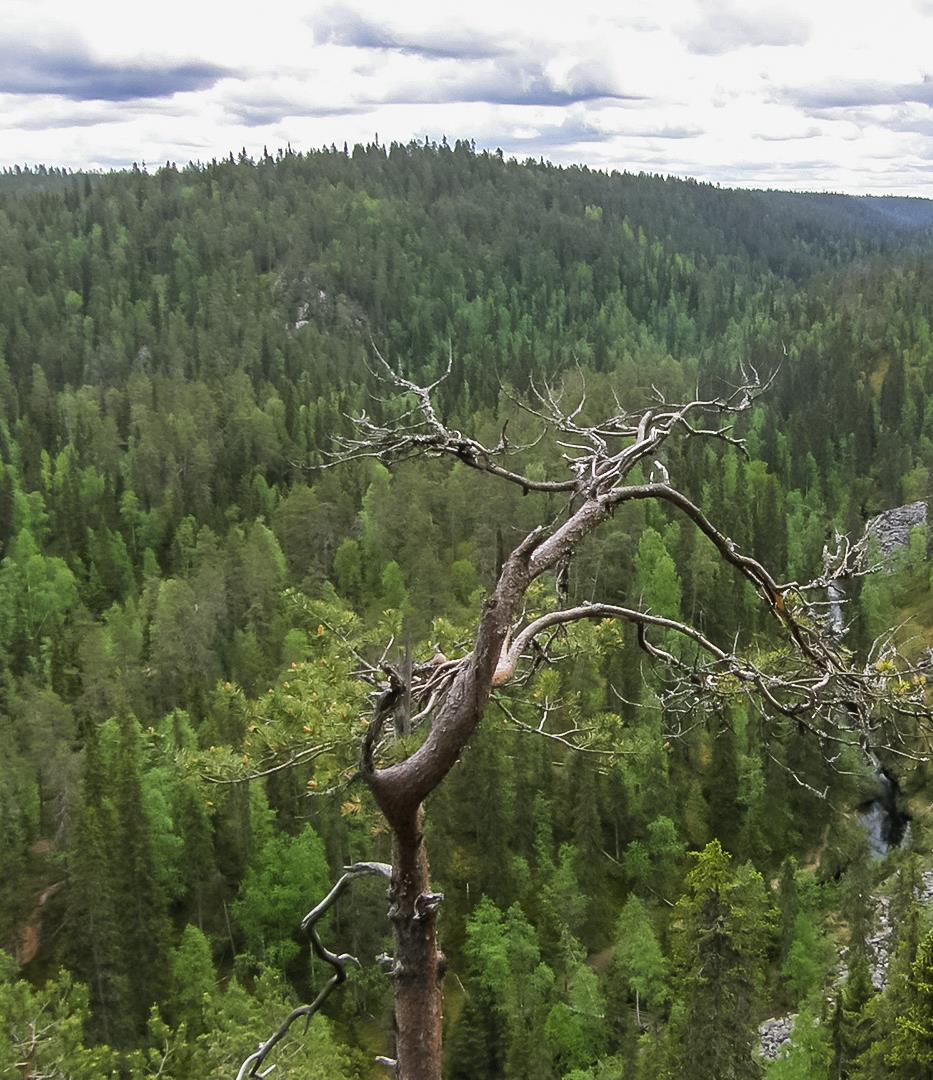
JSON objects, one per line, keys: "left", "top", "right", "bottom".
{"left": 670, "top": 841, "right": 771, "bottom": 1080}
{"left": 111, "top": 715, "right": 172, "bottom": 1035}
{"left": 886, "top": 928, "right": 933, "bottom": 1078}
{"left": 65, "top": 726, "right": 131, "bottom": 1046}
{"left": 708, "top": 718, "right": 740, "bottom": 852}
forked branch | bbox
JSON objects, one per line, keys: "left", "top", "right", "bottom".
{"left": 236, "top": 862, "right": 392, "bottom": 1080}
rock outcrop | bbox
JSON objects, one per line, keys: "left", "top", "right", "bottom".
{"left": 758, "top": 1014, "right": 796, "bottom": 1062}
{"left": 865, "top": 501, "right": 927, "bottom": 562}
{"left": 867, "top": 869, "right": 933, "bottom": 991}
{"left": 759, "top": 869, "right": 933, "bottom": 1060}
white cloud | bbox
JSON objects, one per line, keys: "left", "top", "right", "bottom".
{"left": 679, "top": 0, "right": 811, "bottom": 54}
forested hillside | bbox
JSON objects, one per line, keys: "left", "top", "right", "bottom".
{"left": 1, "top": 141, "right": 932, "bottom": 1078}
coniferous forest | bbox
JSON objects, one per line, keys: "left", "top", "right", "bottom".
{"left": 1, "top": 140, "right": 933, "bottom": 1078}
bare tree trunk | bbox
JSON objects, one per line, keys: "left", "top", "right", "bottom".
{"left": 237, "top": 358, "right": 933, "bottom": 1080}
{"left": 389, "top": 808, "right": 443, "bottom": 1080}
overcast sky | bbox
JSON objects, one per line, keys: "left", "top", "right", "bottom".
{"left": 3, "top": 0, "right": 933, "bottom": 195}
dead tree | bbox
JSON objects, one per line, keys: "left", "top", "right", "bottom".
{"left": 239, "top": 353, "right": 931, "bottom": 1080}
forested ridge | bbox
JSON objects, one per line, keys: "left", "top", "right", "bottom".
{"left": 1, "top": 140, "right": 932, "bottom": 1078}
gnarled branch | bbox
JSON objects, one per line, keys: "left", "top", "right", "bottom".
{"left": 236, "top": 862, "right": 392, "bottom": 1080}
{"left": 291, "top": 352, "right": 932, "bottom": 1079}
{"left": 334, "top": 355, "right": 929, "bottom": 790}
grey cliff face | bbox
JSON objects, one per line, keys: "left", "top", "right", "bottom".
{"left": 865, "top": 501, "right": 927, "bottom": 562}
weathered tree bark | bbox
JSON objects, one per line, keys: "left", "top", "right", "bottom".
{"left": 363, "top": 535, "right": 541, "bottom": 1079}
{"left": 386, "top": 811, "right": 443, "bottom": 1079}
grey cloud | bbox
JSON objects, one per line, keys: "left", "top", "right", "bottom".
{"left": 0, "top": 36, "right": 230, "bottom": 101}
{"left": 491, "top": 117, "right": 700, "bottom": 157}
{"left": 224, "top": 97, "right": 364, "bottom": 128}
{"left": 88, "top": 154, "right": 138, "bottom": 169}
{"left": 497, "top": 118, "right": 613, "bottom": 150}
{"left": 888, "top": 116, "right": 933, "bottom": 137}
{"left": 311, "top": 6, "right": 506, "bottom": 60}
{"left": 711, "top": 160, "right": 841, "bottom": 183}
{"left": 9, "top": 98, "right": 189, "bottom": 131}
{"left": 310, "top": 8, "right": 643, "bottom": 108}
{"left": 785, "top": 76, "right": 933, "bottom": 110}
{"left": 221, "top": 60, "right": 640, "bottom": 128}
{"left": 683, "top": 3, "right": 811, "bottom": 55}
{"left": 631, "top": 125, "right": 702, "bottom": 139}
{"left": 754, "top": 126, "right": 823, "bottom": 141}
{"left": 617, "top": 152, "right": 688, "bottom": 168}
{"left": 389, "top": 60, "right": 642, "bottom": 107}
{"left": 11, "top": 108, "right": 123, "bottom": 130}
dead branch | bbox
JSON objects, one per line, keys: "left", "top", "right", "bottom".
{"left": 493, "top": 695, "right": 627, "bottom": 757}
{"left": 236, "top": 862, "right": 392, "bottom": 1080}
{"left": 328, "top": 355, "right": 931, "bottom": 784}
{"left": 273, "top": 352, "right": 933, "bottom": 1079}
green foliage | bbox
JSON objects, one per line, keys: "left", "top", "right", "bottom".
{"left": 167, "top": 925, "right": 216, "bottom": 1037}
{"left": 545, "top": 963, "right": 607, "bottom": 1075}
{"left": 0, "top": 528, "right": 79, "bottom": 664}
{"left": 2, "top": 142, "right": 933, "bottom": 1078}
{"left": 0, "top": 954, "right": 120, "bottom": 1078}
{"left": 777, "top": 856, "right": 799, "bottom": 963}
{"left": 610, "top": 895, "right": 669, "bottom": 1014}
{"left": 782, "top": 911, "right": 835, "bottom": 1004}
{"left": 232, "top": 824, "right": 330, "bottom": 968}
{"left": 458, "top": 899, "right": 559, "bottom": 1079}
{"left": 670, "top": 841, "right": 773, "bottom": 1080}
{"left": 333, "top": 538, "right": 363, "bottom": 603}
{"left": 885, "top": 928, "right": 933, "bottom": 1076}
{"left": 633, "top": 527, "right": 683, "bottom": 623}
{"left": 766, "top": 1005, "right": 832, "bottom": 1080}
{"left": 196, "top": 970, "right": 363, "bottom": 1079}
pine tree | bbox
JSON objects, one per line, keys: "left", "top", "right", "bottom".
{"left": 0, "top": 954, "right": 120, "bottom": 1078}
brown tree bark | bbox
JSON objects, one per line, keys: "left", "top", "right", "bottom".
{"left": 387, "top": 810, "right": 443, "bottom": 1080}
{"left": 362, "top": 531, "right": 545, "bottom": 1079}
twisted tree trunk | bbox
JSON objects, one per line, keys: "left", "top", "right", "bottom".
{"left": 363, "top": 535, "right": 544, "bottom": 1078}
{"left": 239, "top": 359, "right": 929, "bottom": 1080}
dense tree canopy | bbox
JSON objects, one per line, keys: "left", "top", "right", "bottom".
{"left": 0, "top": 142, "right": 932, "bottom": 1077}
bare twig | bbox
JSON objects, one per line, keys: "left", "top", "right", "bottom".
{"left": 493, "top": 695, "right": 627, "bottom": 757}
